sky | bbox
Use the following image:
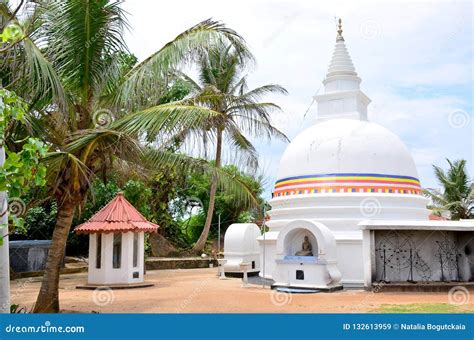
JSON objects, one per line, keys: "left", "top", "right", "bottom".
{"left": 122, "top": 0, "right": 473, "bottom": 198}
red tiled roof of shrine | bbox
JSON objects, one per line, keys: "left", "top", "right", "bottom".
{"left": 75, "top": 192, "right": 159, "bottom": 234}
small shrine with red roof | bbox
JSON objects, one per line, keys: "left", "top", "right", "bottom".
{"left": 75, "top": 192, "right": 159, "bottom": 286}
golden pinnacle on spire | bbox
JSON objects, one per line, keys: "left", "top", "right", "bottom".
{"left": 336, "top": 18, "right": 344, "bottom": 42}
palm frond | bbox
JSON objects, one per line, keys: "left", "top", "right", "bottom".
{"left": 41, "top": 0, "right": 128, "bottom": 104}
{"left": 240, "top": 84, "right": 288, "bottom": 101}
{"left": 42, "top": 151, "right": 93, "bottom": 203}
{"left": 0, "top": 2, "right": 67, "bottom": 110}
{"left": 225, "top": 122, "right": 259, "bottom": 169}
{"left": 113, "top": 104, "right": 222, "bottom": 138}
{"left": 232, "top": 114, "right": 289, "bottom": 143}
{"left": 116, "top": 19, "right": 251, "bottom": 109}
{"left": 426, "top": 159, "right": 473, "bottom": 220}
{"left": 65, "top": 128, "right": 142, "bottom": 164}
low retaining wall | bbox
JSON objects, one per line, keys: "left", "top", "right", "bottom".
{"left": 10, "top": 256, "right": 218, "bottom": 280}
{"left": 9, "top": 240, "right": 52, "bottom": 273}
{"left": 10, "top": 266, "right": 87, "bottom": 280}
{"left": 145, "top": 257, "right": 217, "bottom": 270}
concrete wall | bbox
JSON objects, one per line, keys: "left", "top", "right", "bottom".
{"left": 370, "top": 230, "right": 474, "bottom": 283}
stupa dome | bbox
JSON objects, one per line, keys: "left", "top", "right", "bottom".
{"left": 275, "top": 118, "right": 421, "bottom": 197}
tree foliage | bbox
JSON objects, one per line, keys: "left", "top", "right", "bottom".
{"left": 0, "top": 89, "right": 47, "bottom": 243}
{"left": 424, "top": 159, "right": 473, "bottom": 220}
{"left": 180, "top": 164, "right": 264, "bottom": 243}
{"left": 0, "top": 0, "right": 269, "bottom": 312}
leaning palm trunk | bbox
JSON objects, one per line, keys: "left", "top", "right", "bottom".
{"left": 33, "top": 200, "right": 76, "bottom": 313}
{"left": 193, "top": 130, "right": 222, "bottom": 252}
{"left": 0, "top": 147, "right": 9, "bottom": 313}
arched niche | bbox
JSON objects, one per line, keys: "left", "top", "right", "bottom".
{"left": 282, "top": 228, "right": 318, "bottom": 258}
{"left": 276, "top": 220, "right": 338, "bottom": 262}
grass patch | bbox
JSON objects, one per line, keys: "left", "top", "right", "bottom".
{"left": 373, "top": 303, "right": 474, "bottom": 313}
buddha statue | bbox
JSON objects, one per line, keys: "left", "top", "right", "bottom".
{"left": 295, "top": 236, "right": 313, "bottom": 256}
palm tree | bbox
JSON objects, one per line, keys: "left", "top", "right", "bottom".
{"left": 170, "top": 43, "right": 289, "bottom": 252}
{"left": 1, "top": 0, "right": 256, "bottom": 312}
{"left": 425, "top": 159, "right": 473, "bottom": 220}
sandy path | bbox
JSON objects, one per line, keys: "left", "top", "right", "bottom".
{"left": 10, "top": 268, "right": 473, "bottom": 313}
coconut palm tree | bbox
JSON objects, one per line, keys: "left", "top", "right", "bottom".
{"left": 425, "top": 159, "right": 473, "bottom": 220}
{"left": 159, "top": 43, "right": 289, "bottom": 252}
{"left": 1, "top": 0, "right": 256, "bottom": 312}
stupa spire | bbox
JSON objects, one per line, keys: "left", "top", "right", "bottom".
{"left": 326, "top": 18, "right": 357, "bottom": 79}
{"left": 314, "top": 19, "right": 371, "bottom": 121}
{"left": 336, "top": 18, "right": 344, "bottom": 42}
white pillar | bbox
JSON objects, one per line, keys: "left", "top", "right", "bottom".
{"left": 362, "top": 229, "right": 373, "bottom": 289}
{"left": 218, "top": 259, "right": 227, "bottom": 280}
{"left": 240, "top": 262, "right": 251, "bottom": 287}
{"left": 0, "top": 147, "right": 10, "bottom": 313}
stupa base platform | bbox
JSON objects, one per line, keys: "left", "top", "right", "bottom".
{"left": 276, "top": 287, "right": 320, "bottom": 294}
{"left": 271, "top": 284, "right": 343, "bottom": 293}
{"left": 76, "top": 282, "right": 154, "bottom": 290}
{"left": 371, "top": 281, "right": 474, "bottom": 293}
{"left": 224, "top": 271, "right": 260, "bottom": 278}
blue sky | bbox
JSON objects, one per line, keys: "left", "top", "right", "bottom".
{"left": 123, "top": 0, "right": 473, "bottom": 198}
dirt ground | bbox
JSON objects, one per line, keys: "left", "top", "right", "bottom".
{"left": 10, "top": 268, "right": 474, "bottom": 313}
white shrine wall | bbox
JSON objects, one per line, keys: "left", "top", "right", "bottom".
{"left": 88, "top": 231, "right": 144, "bottom": 285}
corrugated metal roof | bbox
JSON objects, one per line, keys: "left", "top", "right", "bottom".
{"left": 75, "top": 192, "right": 159, "bottom": 234}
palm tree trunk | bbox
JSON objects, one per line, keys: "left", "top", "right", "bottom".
{"left": 193, "top": 130, "right": 222, "bottom": 252}
{"left": 0, "top": 147, "right": 10, "bottom": 313}
{"left": 33, "top": 200, "right": 76, "bottom": 313}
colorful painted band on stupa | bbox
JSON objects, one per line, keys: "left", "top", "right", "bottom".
{"left": 273, "top": 173, "right": 422, "bottom": 197}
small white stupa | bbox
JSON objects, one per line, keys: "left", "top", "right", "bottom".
{"left": 223, "top": 223, "right": 261, "bottom": 275}
{"left": 75, "top": 192, "right": 159, "bottom": 287}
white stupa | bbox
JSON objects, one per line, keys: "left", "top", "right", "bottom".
{"left": 226, "top": 19, "right": 474, "bottom": 291}
{"left": 259, "top": 19, "right": 431, "bottom": 289}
